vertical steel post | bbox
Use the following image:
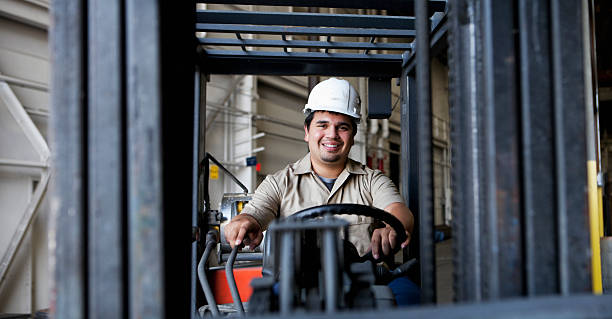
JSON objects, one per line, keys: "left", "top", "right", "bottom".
{"left": 400, "top": 60, "right": 410, "bottom": 208}
{"left": 88, "top": 0, "right": 125, "bottom": 317}
{"left": 125, "top": 0, "right": 164, "bottom": 316}
{"left": 322, "top": 225, "right": 338, "bottom": 313}
{"left": 482, "top": 0, "right": 521, "bottom": 298}
{"left": 550, "top": 0, "right": 591, "bottom": 294}
{"left": 582, "top": 0, "right": 603, "bottom": 294}
{"left": 50, "top": 0, "right": 87, "bottom": 318}
{"left": 192, "top": 64, "right": 208, "bottom": 317}
{"left": 415, "top": 0, "right": 436, "bottom": 304}
{"left": 191, "top": 69, "right": 201, "bottom": 319}
{"left": 280, "top": 232, "right": 295, "bottom": 315}
{"left": 192, "top": 65, "right": 208, "bottom": 318}
{"left": 447, "top": 0, "right": 484, "bottom": 301}
{"left": 400, "top": 65, "right": 422, "bottom": 271}
{"left": 518, "top": 0, "right": 558, "bottom": 296}
{"left": 400, "top": 61, "right": 419, "bottom": 267}
{"left": 158, "top": 2, "right": 196, "bottom": 317}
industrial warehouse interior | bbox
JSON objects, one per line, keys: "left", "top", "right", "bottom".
{"left": 1, "top": 0, "right": 612, "bottom": 318}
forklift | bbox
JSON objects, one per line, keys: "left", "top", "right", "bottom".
{"left": 190, "top": 2, "right": 447, "bottom": 316}
{"left": 196, "top": 154, "right": 415, "bottom": 316}
{"left": 49, "top": 0, "right": 612, "bottom": 318}
{"left": 191, "top": 0, "right": 612, "bottom": 316}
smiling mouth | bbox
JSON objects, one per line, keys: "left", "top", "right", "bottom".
{"left": 322, "top": 143, "right": 341, "bottom": 151}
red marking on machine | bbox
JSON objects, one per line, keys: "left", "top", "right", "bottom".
{"left": 209, "top": 267, "right": 262, "bottom": 304}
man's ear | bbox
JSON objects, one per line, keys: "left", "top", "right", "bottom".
{"left": 304, "top": 125, "right": 309, "bottom": 142}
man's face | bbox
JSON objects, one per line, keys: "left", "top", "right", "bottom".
{"left": 304, "top": 111, "right": 355, "bottom": 166}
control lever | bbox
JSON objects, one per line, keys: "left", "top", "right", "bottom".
{"left": 374, "top": 258, "right": 418, "bottom": 285}
{"left": 226, "top": 246, "right": 245, "bottom": 315}
{"left": 197, "top": 231, "right": 221, "bottom": 316}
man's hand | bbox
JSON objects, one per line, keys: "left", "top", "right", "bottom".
{"left": 370, "top": 225, "right": 411, "bottom": 260}
{"left": 369, "top": 202, "right": 414, "bottom": 260}
{"left": 224, "top": 214, "right": 264, "bottom": 249}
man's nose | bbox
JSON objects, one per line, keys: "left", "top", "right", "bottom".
{"left": 324, "top": 126, "right": 339, "bottom": 138}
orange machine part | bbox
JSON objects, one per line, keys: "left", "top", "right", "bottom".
{"left": 209, "top": 267, "right": 262, "bottom": 304}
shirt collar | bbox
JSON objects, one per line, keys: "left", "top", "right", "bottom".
{"left": 294, "top": 153, "right": 313, "bottom": 174}
{"left": 294, "top": 153, "right": 367, "bottom": 175}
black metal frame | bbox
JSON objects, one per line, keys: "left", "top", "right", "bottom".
{"left": 198, "top": 0, "right": 447, "bottom": 14}
{"left": 413, "top": 0, "right": 436, "bottom": 304}
{"left": 196, "top": 4, "right": 445, "bottom": 77}
{"left": 517, "top": 0, "right": 558, "bottom": 296}
{"left": 197, "top": 10, "right": 416, "bottom": 29}
{"left": 195, "top": 0, "right": 445, "bottom": 307}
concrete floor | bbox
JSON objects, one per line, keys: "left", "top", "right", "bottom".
{"left": 435, "top": 239, "right": 454, "bottom": 304}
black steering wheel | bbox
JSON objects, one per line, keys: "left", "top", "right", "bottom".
{"left": 289, "top": 204, "right": 407, "bottom": 262}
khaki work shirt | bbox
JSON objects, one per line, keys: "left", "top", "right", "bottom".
{"left": 242, "top": 153, "right": 404, "bottom": 256}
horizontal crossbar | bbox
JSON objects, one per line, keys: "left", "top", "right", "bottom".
{"left": 199, "top": 38, "right": 412, "bottom": 50}
{"left": 196, "top": 23, "right": 416, "bottom": 38}
{"left": 200, "top": 49, "right": 403, "bottom": 77}
{"left": 197, "top": 10, "right": 415, "bottom": 30}
{"left": 197, "top": 0, "right": 447, "bottom": 14}
{"left": 204, "top": 49, "right": 402, "bottom": 60}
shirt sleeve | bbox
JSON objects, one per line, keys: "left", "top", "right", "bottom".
{"left": 370, "top": 170, "right": 404, "bottom": 210}
{"left": 241, "top": 174, "right": 282, "bottom": 230}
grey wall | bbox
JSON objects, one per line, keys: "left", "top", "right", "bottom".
{"left": 0, "top": 0, "right": 51, "bottom": 314}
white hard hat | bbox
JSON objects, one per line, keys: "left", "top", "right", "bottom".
{"left": 303, "top": 78, "right": 361, "bottom": 123}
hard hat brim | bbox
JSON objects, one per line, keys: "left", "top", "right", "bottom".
{"left": 303, "top": 106, "right": 361, "bottom": 123}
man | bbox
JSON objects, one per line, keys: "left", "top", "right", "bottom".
{"left": 224, "top": 78, "right": 418, "bottom": 304}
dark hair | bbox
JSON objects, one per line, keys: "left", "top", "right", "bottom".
{"left": 304, "top": 111, "right": 358, "bottom": 137}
